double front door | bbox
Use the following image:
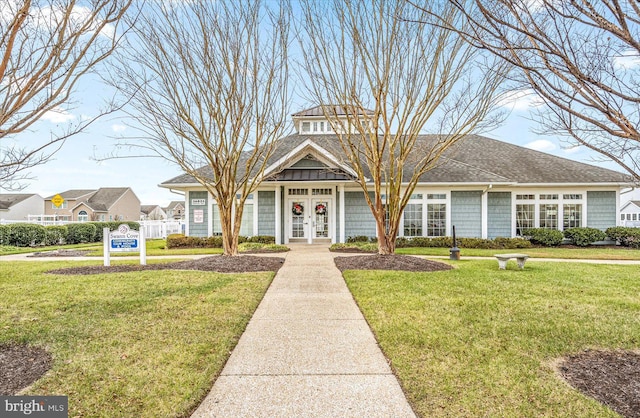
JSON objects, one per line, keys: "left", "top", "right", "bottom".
{"left": 289, "top": 198, "right": 330, "bottom": 241}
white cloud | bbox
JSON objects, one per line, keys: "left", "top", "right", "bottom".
{"left": 497, "top": 89, "right": 544, "bottom": 111}
{"left": 613, "top": 50, "right": 640, "bottom": 70}
{"left": 562, "top": 145, "right": 581, "bottom": 154}
{"left": 111, "top": 124, "right": 127, "bottom": 133}
{"left": 41, "top": 108, "right": 76, "bottom": 123}
{"left": 525, "top": 139, "right": 556, "bottom": 152}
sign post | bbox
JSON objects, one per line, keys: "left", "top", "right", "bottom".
{"left": 103, "top": 224, "right": 146, "bottom": 266}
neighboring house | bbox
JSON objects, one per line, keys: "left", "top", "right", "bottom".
{"left": 160, "top": 105, "right": 634, "bottom": 244}
{"left": 0, "top": 194, "right": 44, "bottom": 221}
{"left": 620, "top": 201, "right": 640, "bottom": 227}
{"left": 45, "top": 188, "right": 141, "bottom": 222}
{"left": 140, "top": 205, "right": 167, "bottom": 220}
{"left": 164, "top": 201, "right": 185, "bottom": 220}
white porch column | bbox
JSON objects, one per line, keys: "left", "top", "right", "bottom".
{"left": 481, "top": 191, "right": 488, "bottom": 239}
{"left": 275, "top": 186, "right": 286, "bottom": 244}
{"left": 207, "top": 190, "right": 213, "bottom": 236}
{"left": 275, "top": 186, "right": 282, "bottom": 244}
{"left": 339, "top": 185, "right": 345, "bottom": 243}
{"left": 253, "top": 192, "right": 259, "bottom": 237}
{"left": 184, "top": 191, "right": 190, "bottom": 236}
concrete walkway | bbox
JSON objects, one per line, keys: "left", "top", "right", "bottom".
{"left": 191, "top": 244, "right": 416, "bottom": 417}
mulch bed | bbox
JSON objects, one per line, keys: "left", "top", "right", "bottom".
{"left": 28, "top": 249, "right": 92, "bottom": 257}
{"left": 46, "top": 255, "right": 285, "bottom": 275}
{"left": 558, "top": 350, "right": 640, "bottom": 418}
{"left": 334, "top": 254, "right": 453, "bottom": 272}
{"left": 0, "top": 344, "right": 52, "bottom": 395}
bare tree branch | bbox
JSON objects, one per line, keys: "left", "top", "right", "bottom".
{"left": 413, "top": 0, "right": 640, "bottom": 182}
{"left": 299, "top": 0, "right": 507, "bottom": 254}
{"left": 0, "top": 0, "right": 133, "bottom": 190}
{"left": 108, "top": 0, "right": 291, "bottom": 256}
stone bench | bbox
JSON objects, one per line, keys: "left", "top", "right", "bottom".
{"left": 495, "top": 253, "right": 529, "bottom": 270}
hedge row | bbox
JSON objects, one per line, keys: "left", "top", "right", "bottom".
{"left": 349, "top": 235, "right": 532, "bottom": 249}
{"left": 347, "top": 226, "right": 640, "bottom": 248}
{"left": 0, "top": 222, "right": 140, "bottom": 247}
{"left": 605, "top": 227, "right": 640, "bottom": 248}
{"left": 166, "top": 234, "right": 275, "bottom": 249}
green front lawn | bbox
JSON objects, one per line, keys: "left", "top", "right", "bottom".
{"left": 344, "top": 260, "right": 640, "bottom": 417}
{"left": 1, "top": 261, "right": 274, "bottom": 417}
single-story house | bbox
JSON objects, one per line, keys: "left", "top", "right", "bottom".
{"left": 0, "top": 193, "right": 44, "bottom": 221}
{"left": 620, "top": 200, "right": 640, "bottom": 227}
{"left": 140, "top": 205, "right": 167, "bottom": 220}
{"left": 160, "top": 106, "right": 634, "bottom": 244}
{"left": 44, "top": 188, "right": 141, "bottom": 222}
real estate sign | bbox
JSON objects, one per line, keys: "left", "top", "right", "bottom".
{"left": 103, "top": 224, "right": 146, "bottom": 266}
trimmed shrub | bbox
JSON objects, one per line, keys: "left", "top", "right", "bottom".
{"left": 246, "top": 235, "right": 275, "bottom": 244}
{"left": 492, "top": 237, "right": 532, "bottom": 249}
{"left": 605, "top": 226, "right": 640, "bottom": 247}
{"left": 166, "top": 234, "right": 274, "bottom": 249}
{"left": 66, "top": 223, "right": 97, "bottom": 244}
{"left": 522, "top": 228, "right": 564, "bottom": 246}
{"left": 395, "top": 236, "right": 530, "bottom": 249}
{"left": 45, "top": 225, "right": 68, "bottom": 246}
{"left": 563, "top": 227, "right": 607, "bottom": 247}
{"left": 206, "top": 236, "right": 223, "bottom": 248}
{"left": 346, "top": 235, "right": 373, "bottom": 243}
{"left": 7, "top": 223, "right": 46, "bottom": 247}
{"left": 0, "top": 225, "right": 9, "bottom": 245}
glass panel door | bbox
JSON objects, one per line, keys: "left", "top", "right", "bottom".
{"left": 290, "top": 200, "right": 306, "bottom": 238}
{"left": 313, "top": 200, "right": 329, "bottom": 238}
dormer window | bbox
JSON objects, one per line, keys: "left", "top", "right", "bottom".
{"left": 293, "top": 105, "right": 374, "bottom": 135}
{"left": 299, "top": 119, "right": 333, "bottom": 134}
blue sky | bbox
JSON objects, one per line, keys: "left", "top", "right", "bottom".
{"left": 12, "top": 83, "right": 639, "bottom": 208}
{"left": 7, "top": 2, "right": 639, "bottom": 208}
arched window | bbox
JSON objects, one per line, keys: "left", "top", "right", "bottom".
{"left": 78, "top": 210, "right": 88, "bottom": 222}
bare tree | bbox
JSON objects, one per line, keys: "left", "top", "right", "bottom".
{"left": 0, "top": 0, "right": 132, "bottom": 190}
{"left": 109, "top": 1, "right": 290, "bottom": 256}
{"left": 299, "top": 0, "right": 506, "bottom": 254}
{"left": 415, "top": 0, "right": 640, "bottom": 182}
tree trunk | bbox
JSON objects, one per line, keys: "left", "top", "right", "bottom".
{"left": 376, "top": 220, "right": 396, "bottom": 255}
{"left": 218, "top": 203, "right": 239, "bottom": 256}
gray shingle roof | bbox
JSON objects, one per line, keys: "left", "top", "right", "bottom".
{"left": 0, "top": 194, "right": 37, "bottom": 209}
{"left": 161, "top": 134, "right": 633, "bottom": 186}
{"left": 81, "top": 188, "right": 130, "bottom": 212}
{"left": 292, "top": 105, "right": 375, "bottom": 117}
{"left": 140, "top": 205, "right": 160, "bottom": 214}
{"left": 164, "top": 201, "right": 184, "bottom": 211}
{"left": 45, "top": 189, "right": 96, "bottom": 200}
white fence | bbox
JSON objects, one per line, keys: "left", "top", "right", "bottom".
{"left": 0, "top": 218, "right": 185, "bottom": 240}
{"left": 139, "top": 220, "right": 185, "bottom": 239}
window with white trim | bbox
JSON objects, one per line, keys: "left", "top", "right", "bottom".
{"left": 78, "top": 210, "right": 89, "bottom": 222}
{"left": 403, "top": 203, "right": 422, "bottom": 237}
{"left": 212, "top": 195, "right": 255, "bottom": 237}
{"left": 425, "top": 193, "right": 447, "bottom": 237}
{"left": 515, "top": 192, "right": 585, "bottom": 233}
{"left": 516, "top": 204, "right": 535, "bottom": 235}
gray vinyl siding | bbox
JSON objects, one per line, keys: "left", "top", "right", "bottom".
{"left": 188, "top": 191, "right": 208, "bottom": 237}
{"left": 257, "top": 191, "right": 275, "bottom": 236}
{"left": 487, "top": 192, "right": 512, "bottom": 238}
{"left": 451, "top": 191, "right": 482, "bottom": 238}
{"left": 344, "top": 191, "right": 376, "bottom": 239}
{"left": 291, "top": 158, "right": 327, "bottom": 168}
{"left": 587, "top": 191, "right": 617, "bottom": 230}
